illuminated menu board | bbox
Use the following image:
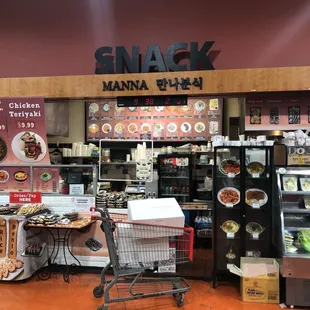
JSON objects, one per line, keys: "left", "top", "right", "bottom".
{"left": 86, "top": 97, "right": 223, "bottom": 142}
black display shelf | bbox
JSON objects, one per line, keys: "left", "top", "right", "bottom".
{"left": 157, "top": 154, "right": 194, "bottom": 203}
{"left": 212, "top": 146, "right": 274, "bottom": 288}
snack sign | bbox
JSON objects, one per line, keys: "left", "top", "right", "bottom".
{"left": 9, "top": 192, "right": 42, "bottom": 204}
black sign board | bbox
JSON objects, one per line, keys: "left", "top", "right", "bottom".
{"left": 95, "top": 41, "right": 215, "bottom": 74}
{"left": 117, "top": 95, "right": 188, "bottom": 107}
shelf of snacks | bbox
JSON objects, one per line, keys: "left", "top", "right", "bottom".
{"left": 212, "top": 146, "right": 274, "bottom": 287}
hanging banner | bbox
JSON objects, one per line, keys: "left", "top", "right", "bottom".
{"left": 1, "top": 97, "right": 50, "bottom": 165}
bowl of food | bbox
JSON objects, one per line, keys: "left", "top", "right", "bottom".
{"left": 246, "top": 222, "right": 265, "bottom": 236}
{"left": 0, "top": 170, "right": 9, "bottom": 183}
{"left": 218, "top": 187, "right": 240, "bottom": 206}
{"left": 219, "top": 159, "right": 240, "bottom": 176}
{"left": 283, "top": 176, "right": 298, "bottom": 191}
{"left": 246, "top": 161, "right": 265, "bottom": 176}
{"left": 246, "top": 189, "right": 268, "bottom": 207}
{"left": 221, "top": 220, "right": 240, "bottom": 234}
{"left": 14, "top": 171, "right": 28, "bottom": 182}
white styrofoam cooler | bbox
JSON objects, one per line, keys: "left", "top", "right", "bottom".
{"left": 127, "top": 198, "right": 185, "bottom": 238}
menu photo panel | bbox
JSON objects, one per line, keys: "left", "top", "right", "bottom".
{"left": 86, "top": 97, "right": 223, "bottom": 141}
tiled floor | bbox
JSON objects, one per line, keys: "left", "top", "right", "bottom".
{"left": 0, "top": 273, "right": 280, "bottom": 310}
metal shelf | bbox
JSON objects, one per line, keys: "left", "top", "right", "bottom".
{"left": 283, "top": 209, "right": 310, "bottom": 214}
{"left": 281, "top": 191, "right": 308, "bottom": 195}
{"left": 161, "top": 176, "right": 189, "bottom": 179}
{"left": 161, "top": 194, "right": 189, "bottom": 197}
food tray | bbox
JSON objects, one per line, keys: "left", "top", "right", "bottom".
{"left": 300, "top": 178, "right": 310, "bottom": 192}
{"left": 283, "top": 176, "right": 298, "bottom": 191}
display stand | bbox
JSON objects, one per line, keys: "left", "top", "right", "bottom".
{"left": 212, "top": 146, "right": 274, "bottom": 287}
{"left": 274, "top": 165, "right": 310, "bottom": 308}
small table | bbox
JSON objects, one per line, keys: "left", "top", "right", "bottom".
{"left": 26, "top": 218, "right": 95, "bottom": 283}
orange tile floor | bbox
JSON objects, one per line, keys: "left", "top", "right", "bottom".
{"left": 0, "top": 273, "right": 280, "bottom": 310}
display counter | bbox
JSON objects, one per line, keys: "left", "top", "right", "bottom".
{"left": 0, "top": 164, "right": 116, "bottom": 282}
{"left": 274, "top": 166, "right": 310, "bottom": 308}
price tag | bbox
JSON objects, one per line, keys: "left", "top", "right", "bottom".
{"left": 227, "top": 232, "right": 235, "bottom": 239}
{"left": 16, "top": 121, "right": 36, "bottom": 129}
{"left": 252, "top": 203, "right": 260, "bottom": 209}
{"left": 228, "top": 173, "right": 235, "bottom": 178}
{"left": 252, "top": 232, "right": 259, "bottom": 240}
{"left": 226, "top": 203, "right": 233, "bottom": 208}
{"left": 252, "top": 173, "right": 260, "bottom": 178}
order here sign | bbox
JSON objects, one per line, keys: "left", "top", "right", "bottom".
{"left": 9, "top": 192, "right": 42, "bottom": 204}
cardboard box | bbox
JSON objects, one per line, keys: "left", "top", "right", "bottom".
{"left": 127, "top": 198, "right": 184, "bottom": 238}
{"left": 229, "top": 257, "right": 279, "bottom": 304}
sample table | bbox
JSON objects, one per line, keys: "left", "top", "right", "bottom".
{"left": 26, "top": 218, "right": 95, "bottom": 283}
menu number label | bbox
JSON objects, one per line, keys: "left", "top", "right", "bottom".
{"left": 228, "top": 173, "right": 235, "bottom": 178}
{"left": 227, "top": 232, "right": 235, "bottom": 239}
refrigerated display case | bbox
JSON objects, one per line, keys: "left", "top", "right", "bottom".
{"left": 212, "top": 146, "right": 274, "bottom": 287}
{"left": 158, "top": 154, "right": 193, "bottom": 203}
{"left": 274, "top": 166, "right": 310, "bottom": 308}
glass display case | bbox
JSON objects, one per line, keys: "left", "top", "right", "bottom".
{"left": 212, "top": 146, "right": 274, "bottom": 287}
{"left": 274, "top": 166, "right": 310, "bottom": 308}
{"left": 158, "top": 154, "right": 193, "bottom": 203}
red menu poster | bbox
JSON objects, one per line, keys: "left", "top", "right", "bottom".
{"left": 0, "top": 167, "right": 31, "bottom": 192}
{"left": 0, "top": 100, "right": 8, "bottom": 165}
{"left": 1, "top": 97, "right": 50, "bottom": 164}
{"left": 33, "top": 167, "right": 59, "bottom": 193}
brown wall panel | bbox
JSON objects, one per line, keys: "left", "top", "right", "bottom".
{"left": 0, "top": 67, "right": 309, "bottom": 99}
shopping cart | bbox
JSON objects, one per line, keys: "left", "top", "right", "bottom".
{"left": 92, "top": 208, "right": 194, "bottom": 310}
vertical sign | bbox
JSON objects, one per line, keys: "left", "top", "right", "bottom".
{"left": 2, "top": 97, "right": 50, "bottom": 164}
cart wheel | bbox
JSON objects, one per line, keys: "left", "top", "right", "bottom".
{"left": 177, "top": 294, "right": 185, "bottom": 307}
{"left": 93, "top": 286, "right": 104, "bottom": 298}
